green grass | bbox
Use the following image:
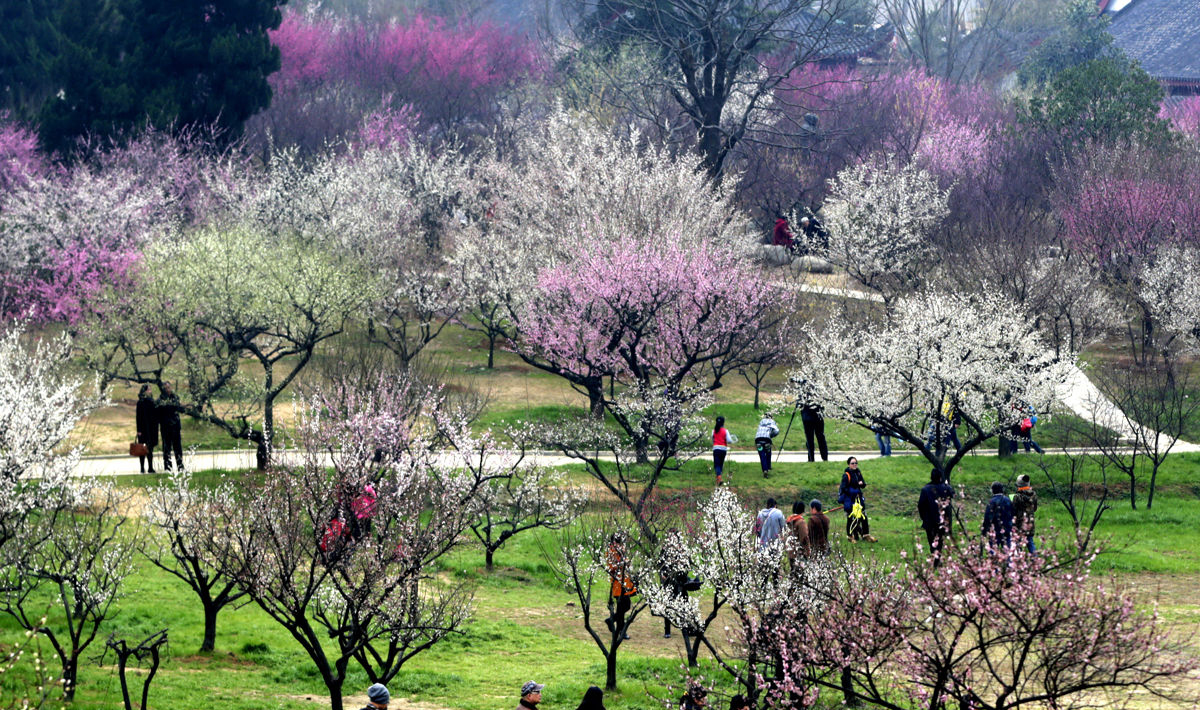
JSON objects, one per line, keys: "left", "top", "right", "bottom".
{"left": 10, "top": 451, "right": 1200, "bottom": 709}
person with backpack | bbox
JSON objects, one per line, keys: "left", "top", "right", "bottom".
{"left": 917, "top": 469, "right": 955, "bottom": 563}
{"left": 755, "top": 498, "right": 786, "bottom": 548}
{"left": 754, "top": 414, "right": 781, "bottom": 477}
{"left": 1013, "top": 473, "right": 1038, "bottom": 553}
{"left": 839, "top": 457, "right": 876, "bottom": 542}
{"left": 605, "top": 532, "right": 637, "bottom": 639}
{"left": 712, "top": 416, "right": 736, "bottom": 485}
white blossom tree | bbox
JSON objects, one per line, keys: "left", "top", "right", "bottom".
{"left": 786, "top": 289, "right": 1075, "bottom": 483}
{"left": 0, "top": 483, "right": 142, "bottom": 702}
{"left": 643, "top": 487, "right": 828, "bottom": 706}
{"left": 809, "top": 156, "right": 951, "bottom": 305}
{"left": 0, "top": 326, "right": 99, "bottom": 550}
{"left": 470, "top": 464, "right": 586, "bottom": 571}
{"left": 144, "top": 470, "right": 247, "bottom": 653}
{"left": 1141, "top": 246, "right": 1200, "bottom": 350}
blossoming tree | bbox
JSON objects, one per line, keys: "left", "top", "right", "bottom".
{"left": 787, "top": 289, "right": 1075, "bottom": 482}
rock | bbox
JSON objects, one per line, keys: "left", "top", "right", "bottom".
{"left": 757, "top": 244, "right": 793, "bottom": 266}
{"left": 792, "top": 255, "right": 834, "bottom": 274}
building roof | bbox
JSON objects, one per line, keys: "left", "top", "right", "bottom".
{"left": 1109, "top": 0, "right": 1200, "bottom": 87}
{"left": 784, "top": 13, "right": 894, "bottom": 62}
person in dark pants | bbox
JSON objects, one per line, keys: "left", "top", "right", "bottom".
{"left": 982, "top": 481, "right": 1014, "bottom": 552}
{"left": 754, "top": 414, "right": 780, "bottom": 477}
{"left": 605, "top": 533, "right": 636, "bottom": 640}
{"left": 807, "top": 500, "right": 830, "bottom": 556}
{"left": 158, "top": 382, "right": 184, "bottom": 471}
{"left": 839, "top": 457, "right": 875, "bottom": 542}
{"left": 1013, "top": 473, "right": 1038, "bottom": 553}
{"left": 135, "top": 384, "right": 158, "bottom": 473}
{"left": 800, "top": 404, "right": 828, "bottom": 462}
{"left": 917, "top": 469, "right": 955, "bottom": 564}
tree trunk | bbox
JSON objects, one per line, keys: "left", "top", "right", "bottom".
{"left": 685, "top": 634, "right": 700, "bottom": 667}
{"left": 485, "top": 547, "right": 495, "bottom": 571}
{"left": 605, "top": 650, "right": 618, "bottom": 691}
{"left": 200, "top": 602, "right": 219, "bottom": 653}
{"left": 62, "top": 657, "right": 78, "bottom": 702}
{"left": 487, "top": 332, "right": 497, "bottom": 369}
{"left": 326, "top": 676, "right": 345, "bottom": 710}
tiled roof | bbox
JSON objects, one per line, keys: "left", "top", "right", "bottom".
{"left": 1109, "top": 0, "right": 1200, "bottom": 84}
{"left": 783, "top": 13, "right": 894, "bottom": 61}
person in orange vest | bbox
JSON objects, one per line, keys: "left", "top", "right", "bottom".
{"left": 605, "top": 532, "right": 637, "bottom": 640}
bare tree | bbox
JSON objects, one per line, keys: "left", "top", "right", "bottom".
{"left": 204, "top": 381, "right": 506, "bottom": 710}
{"left": 572, "top": 0, "right": 864, "bottom": 179}
{"left": 882, "top": 0, "right": 1019, "bottom": 84}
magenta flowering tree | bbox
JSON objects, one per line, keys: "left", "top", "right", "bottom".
{"left": 788, "top": 544, "right": 1195, "bottom": 710}
{"left": 0, "top": 129, "right": 238, "bottom": 324}
{"left": 1161, "top": 96, "right": 1200, "bottom": 140}
{"left": 0, "top": 115, "right": 45, "bottom": 195}
{"left": 252, "top": 9, "right": 543, "bottom": 151}
{"left": 517, "top": 240, "right": 780, "bottom": 424}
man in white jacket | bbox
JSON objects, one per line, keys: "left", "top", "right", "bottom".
{"left": 756, "top": 498, "right": 786, "bottom": 548}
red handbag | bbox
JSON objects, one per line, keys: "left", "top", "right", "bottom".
{"left": 130, "top": 442, "right": 149, "bottom": 457}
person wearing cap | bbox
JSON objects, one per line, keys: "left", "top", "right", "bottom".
{"left": 1012, "top": 474, "right": 1038, "bottom": 553}
{"left": 806, "top": 500, "right": 830, "bottom": 556}
{"left": 361, "top": 683, "right": 389, "bottom": 710}
{"left": 982, "top": 482, "right": 1014, "bottom": 552}
{"left": 517, "top": 681, "right": 545, "bottom": 710}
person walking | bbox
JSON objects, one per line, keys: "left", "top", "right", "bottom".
{"left": 755, "top": 497, "right": 786, "bottom": 548}
{"left": 839, "top": 457, "right": 876, "bottom": 542}
{"left": 576, "top": 686, "right": 605, "bottom": 710}
{"left": 605, "top": 533, "right": 637, "bottom": 639}
{"left": 712, "top": 416, "right": 733, "bottom": 485}
{"left": 135, "top": 384, "right": 159, "bottom": 474}
{"left": 982, "top": 482, "right": 1014, "bottom": 552}
{"left": 754, "top": 414, "right": 781, "bottom": 477}
{"left": 517, "top": 682, "right": 545, "bottom": 710}
{"left": 870, "top": 422, "right": 891, "bottom": 457}
{"left": 157, "top": 382, "right": 184, "bottom": 471}
{"left": 360, "top": 683, "right": 389, "bottom": 709}
{"left": 1020, "top": 407, "right": 1044, "bottom": 454}
{"left": 917, "top": 469, "right": 955, "bottom": 563}
{"left": 785, "top": 501, "right": 809, "bottom": 565}
{"left": 807, "top": 500, "right": 830, "bottom": 556}
{"left": 801, "top": 404, "right": 828, "bottom": 462}
{"left": 1013, "top": 474, "right": 1038, "bottom": 553}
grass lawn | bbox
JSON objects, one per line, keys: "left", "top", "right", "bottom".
{"left": 4, "top": 451, "right": 1200, "bottom": 709}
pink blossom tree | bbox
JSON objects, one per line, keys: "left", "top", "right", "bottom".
{"left": 791, "top": 544, "right": 1195, "bottom": 710}
{"left": 252, "top": 10, "right": 543, "bottom": 151}
{"left": 0, "top": 114, "right": 45, "bottom": 195}
{"left": 1161, "top": 97, "right": 1200, "bottom": 140}
{"left": 204, "top": 377, "right": 513, "bottom": 710}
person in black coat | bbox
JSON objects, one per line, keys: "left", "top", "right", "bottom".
{"left": 135, "top": 384, "right": 159, "bottom": 474}
{"left": 917, "top": 469, "right": 955, "bottom": 563}
{"left": 800, "top": 404, "right": 828, "bottom": 462}
{"left": 982, "top": 481, "right": 1014, "bottom": 552}
{"left": 158, "top": 382, "right": 184, "bottom": 471}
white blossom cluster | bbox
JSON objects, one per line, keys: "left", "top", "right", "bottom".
{"left": 0, "top": 326, "right": 98, "bottom": 525}
{"left": 787, "top": 289, "right": 1075, "bottom": 441}
{"left": 814, "top": 155, "right": 950, "bottom": 298}
{"left": 1140, "top": 246, "right": 1200, "bottom": 350}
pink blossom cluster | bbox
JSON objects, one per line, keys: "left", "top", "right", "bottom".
{"left": 0, "top": 114, "right": 46, "bottom": 195}
{"left": 1160, "top": 96, "right": 1200, "bottom": 140}
{"left": 519, "top": 241, "right": 776, "bottom": 383}
{"left": 267, "top": 10, "right": 543, "bottom": 138}
{"left": 1060, "top": 175, "right": 1200, "bottom": 266}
